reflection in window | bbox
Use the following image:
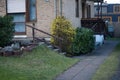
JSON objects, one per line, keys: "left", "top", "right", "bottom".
{"left": 26, "top": 0, "right": 36, "bottom": 21}
{"left": 29, "top": 0, "right": 36, "bottom": 21}
{"left": 8, "top": 13, "right": 25, "bottom": 33}
{"left": 14, "top": 23, "right": 25, "bottom": 32}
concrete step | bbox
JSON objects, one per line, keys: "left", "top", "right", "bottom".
{"left": 59, "top": 52, "right": 66, "bottom": 55}
{"left": 39, "top": 42, "right": 45, "bottom": 46}
{"left": 47, "top": 45, "right": 53, "bottom": 49}
{"left": 14, "top": 37, "right": 66, "bottom": 55}
{"left": 53, "top": 49, "right": 60, "bottom": 52}
{"left": 44, "top": 37, "right": 51, "bottom": 42}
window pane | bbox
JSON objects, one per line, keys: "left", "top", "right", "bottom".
{"left": 29, "top": 0, "right": 36, "bottom": 21}
{"left": 8, "top": 13, "right": 26, "bottom": 33}
{"left": 114, "top": 5, "right": 120, "bottom": 13}
{"left": 102, "top": 7, "right": 107, "bottom": 13}
{"left": 14, "top": 23, "right": 25, "bottom": 32}
{"left": 9, "top": 14, "right": 25, "bottom": 22}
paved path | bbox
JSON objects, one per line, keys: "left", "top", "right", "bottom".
{"left": 55, "top": 40, "right": 119, "bottom": 80}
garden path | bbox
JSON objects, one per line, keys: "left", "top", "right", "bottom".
{"left": 55, "top": 40, "right": 119, "bottom": 80}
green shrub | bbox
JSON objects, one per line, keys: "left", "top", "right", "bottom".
{"left": 72, "top": 27, "right": 95, "bottom": 55}
{"left": 0, "top": 15, "right": 15, "bottom": 47}
{"left": 51, "top": 16, "right": 75, "bottom": 53}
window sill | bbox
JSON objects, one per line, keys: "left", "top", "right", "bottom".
{"left": 14, "top": 35, "right": 27, "bottom": 38}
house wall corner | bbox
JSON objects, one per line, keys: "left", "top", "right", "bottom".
{"left": 0, "top": 0, "right": 6, "bottom": 16}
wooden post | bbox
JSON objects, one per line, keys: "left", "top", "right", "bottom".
{"left": 100, "top": 1, "right": 103, "bottom": 19}
{"left": 32, "top": 23, "right": 35, "bottom": 42}
{"left": 97, "top": 1, "right": 100, "bottom": 18}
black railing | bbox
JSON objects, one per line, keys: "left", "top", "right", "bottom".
{"left": 26, "top": 24, "right": 64, "bottom": 51}
{"left": 26, "top": 24, "right": 63, "bottom": 41}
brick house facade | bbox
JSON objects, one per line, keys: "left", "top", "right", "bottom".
{"left": 0, "top": 0, "right": 95, "bottom": 38}
{"left": 0, "top": 0, "right": 6, "bottom": 16}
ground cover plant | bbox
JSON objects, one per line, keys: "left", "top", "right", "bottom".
{"left": 0, "top": 45, "right": 78, "bottom": 80}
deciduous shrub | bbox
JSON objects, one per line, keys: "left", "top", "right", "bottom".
{"left": 51, "top": 16, "right": 75, "bottom": 53}
{"left": 72, "top": 27, "right": 95, "bottom": 55}
{"left": 0, "top": 15, "right": 14, "bottom": 47}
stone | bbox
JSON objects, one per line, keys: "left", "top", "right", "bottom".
{"left": 3, "top": 46, "right": 13, "bottom": 52}
{"left": 12, "top": 42, "right": 20, "bottom": 50}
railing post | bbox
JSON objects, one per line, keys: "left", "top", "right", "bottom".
{"left": 32, "top": 23, "right": 35, "bottom": 42}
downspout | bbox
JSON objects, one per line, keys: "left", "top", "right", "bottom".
{"left": 100, "top": 1, "right": 103, "bottom": 18}
{"left": 6, "top": 0, "right": 8, "bottom": 15}
{"left": 97, "top": 1, "right": 100, "bottom": 18}
{"left": 60, "top": 0, "right": 62, "bottom": 16}
{"left": 54, "top": 0, "right": 57, "bottom": 17}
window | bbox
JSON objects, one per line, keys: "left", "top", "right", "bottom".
{"left": 101, "top": 7, "right": 107, "bottom": 14}
{"left": 118, "top": 16, "right": 120, "bottom": 22}
{"left": 26, "top": 0, "right": 37, "bottom": 22}
{"left": 7, "top": 0, "right": 26, "bottom": 35}
{"left": 114, "top": 5, "right": 120, "bottom": 13}
{"left": 8, "top": 13, "right": 26, "bottom": 34}
{"left": 75, "top": 0, "right": 79, "bottom": 17}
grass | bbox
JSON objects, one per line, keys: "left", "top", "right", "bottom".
{"left": 0, "top": 45, "right": 79, "bottom": 80}
{"left": 106, "top": 37, "right": 120, "bottom": 41}
{"left": 92, "top": 43, "right": 120, "bottom": 80}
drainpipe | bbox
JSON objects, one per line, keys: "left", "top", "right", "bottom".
{"left": 54, "top": 0, "right": 57, "bottom": 17}
{"left": 6, "top": 0, "right": 8, "bottom": 15}
{"left": 60, "top": 0, "right": 62, "bottom": 16}
{"left": 97, "top": 1, "right": 100, "bottom": 18}
{"left": 100, "top": 1, "right": 103, "bottom": 19}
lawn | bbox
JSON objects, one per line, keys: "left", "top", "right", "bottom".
{"left": 106, "top": 37, "right": 120, "bottom": 41}
{"left": 92, "top": 42, "right": 120, "bottom": 80}
{"left": 0, "top": 45, "right": 79, "bottom": 80}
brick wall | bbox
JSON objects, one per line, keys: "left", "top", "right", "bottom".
{"left": 62, "top": 0, "right": 82, "bottom": 28}
{"left": 26, "top": 0, "right": 55, "bottom": 38}
{"left": 26, "top": 0, "right": 83, "bottom": 37}
{"left": 26, "top": 0, "right": 95, "bottom": 38}
{"left": 0, "top": 0, "right": 6, "bottom": 16}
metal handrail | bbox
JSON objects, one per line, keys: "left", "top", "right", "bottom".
{"left": 26, "top": 24, "right": 63, "bottom": 41}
